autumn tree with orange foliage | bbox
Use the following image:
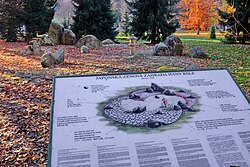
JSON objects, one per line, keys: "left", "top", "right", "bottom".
{"left": 178, "top": 0, "right": 218, "bottom": 35}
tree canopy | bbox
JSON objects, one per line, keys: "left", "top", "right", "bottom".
{"left": 126, "top": 0, "right": 180, "bottom": 44}
{"left": 178, "top": 0, "right": 218, "bottom": 35}
{"left": 72, "top": 0, "right": 117, "bottom": 40}
{"left": 21, "top": 0, "right": 56, "bottom": 39}
{"left": 0, "top": 0, "right": 23, "bottom": 41}
{"left": 218, "top": 0, "right": 250, "bottom": 43}
{"left": 0, "top": 0, "right": 56, "bottom": 42}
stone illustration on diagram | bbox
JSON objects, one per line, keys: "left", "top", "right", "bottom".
{"left": 99, "top": 83, "right": 199, "bottom": 130}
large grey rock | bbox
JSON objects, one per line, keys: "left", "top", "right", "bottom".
{"left": 40, "top": 48, "right": 64, "bottom": 68}
{"left": 24, "top": 40, "right": 41, "bottom": 55}
{"left": 48, "top": 22, "right": 63, "bottom": 45}
{"left": 61, "top": 29, "right": 76, "bottom": 45}
{"left": 190, "top": 46, "right": 208, "bottom": 58}
{"left": 152, "top": 43, "right": 171, "bottom": 56}
{"left": 53, "top": 48, "right": 64, "bottom": 64}
{"left": 164, "top": 35, "right": 184, "bottom": 56}
{"left": 32, "top": 40, "right": 41, "bottom": 53}
{"left": 41, "top": 52, "right": 56, "bottom": 68}
{"left": 80, "top": 45, "right": 90, "bottom": 53}
{"left": 41, "top": 35, "right": 54, "bottom": 46}
{"left": 28, "top": 39, "right": 41, "bottom": 45}
{"left": 75, "top": 35, "right": 102, "bottom": 48}
{"left": 102, "top": 39, "right": 115, "bottom": 45}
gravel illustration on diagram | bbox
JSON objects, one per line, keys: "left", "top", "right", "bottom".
{"left": 100, "top": 83, "right": 199, "bottom": 128}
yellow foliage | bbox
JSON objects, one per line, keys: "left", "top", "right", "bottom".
{"left": 227, "top": 5, "right": 236, "bottom": 14}
{"left": 218, "top": 0, "right": 235, "bottom": 14}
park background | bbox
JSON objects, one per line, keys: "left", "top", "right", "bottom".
{"left": 0, "top": 0, "right": 249, "bottom": 166}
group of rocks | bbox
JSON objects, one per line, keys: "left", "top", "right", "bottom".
{"left": 22, "top": 22, "right": 116, "bottom": 68}
{"left": 103, "top": 96, "right": 184, "bottom": 128}
{"left": 152, "top": 35, "right": 208, "bottom": 58}
{"left": 22, "top": 21, "right": 207, "bottom": 68}
{"left": 103, "top": 83, "right": 197, "bottom": 128}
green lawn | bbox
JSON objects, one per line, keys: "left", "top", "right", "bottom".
{"left": 115, "top": 33, "right": 249, "bottom": 93}
{"left": 179, "top": 35, "right": 250, "bottom": 92}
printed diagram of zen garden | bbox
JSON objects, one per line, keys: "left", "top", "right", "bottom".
{"left": 98, "top": 83, "right": 200, "bottom": 131}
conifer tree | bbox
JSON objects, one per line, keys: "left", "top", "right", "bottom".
{"left": 0, "top": 0, "right": 56, "bottom": 42}
{"left": 0, "top": 0, "right": 22, "bottom": 41}
{"left": 126, "top": 0, "right": 180, "bottom": 44}
{"left": 21, "top": 0, "right": 56, "bottom": 41}
{"left": 218, "top": 0, "right": 250, "bottom": 43}
{"left": 122, "top": 10, "right": 131, "bottom": 36}
{"left": 72, "top": 0, "right": 117, "bottom": 40}
{"left": 210, "top": 25, "right": 216, "bottom": 39}
{"left": 45, "top": 0, "right": 57, "bottom": 7}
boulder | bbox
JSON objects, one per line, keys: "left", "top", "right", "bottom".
{"left": 24, "top": 40, "right": 41, "bottom": 55}
{"left": 32, "top": 40, "right": 41, "bottom": 53}
{"left": 75, "top": 35, "right": 102, "bottom": 48}
{"left": 80, "top": 45, "right": 90, "bottom": 53}
{"left": 102, "top": 39, "right": 115, "bottom": 45}
{"left": 24, "top": 46, "right": 34, "bottom": 55}
{"left": 190, "top": 46, "right": 208, "bottom": 58}
{"left": 61, "top": 29, "right": 76, "bottom": 45}
{"left": 41, "top": 52, "right": 56, "bottom": 68}
{"left": 40, "top": 48, "right": 64, "bottom": 68}
{"left": 48, "top": 22, "right": 63, "bottom": 45}
{"left": 53, "top": 48, "right": 64, "bottom": 64}
{"left": 164, "top": 35, "right": 184, "bottom": 56}
{"left": 152, "top": 43, "right": 171, "bottom": 56}
{"left": 29, "top": 39, "right": 41, "bottom": 45}
{"left": 41, "top": 35, "right": 54, "bottom": 46}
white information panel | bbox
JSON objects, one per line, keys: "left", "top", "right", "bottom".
{"left": 49, "top": 69, "right": 250, "bottom": 167}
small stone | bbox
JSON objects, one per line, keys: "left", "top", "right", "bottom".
{"left": 163, "top": 90, "right": 176, "bottom": 96}
{"left": 145, "top": 88, "right": 154, "bottom": 93}
{"left": 148, "top": 119, "right": 162, "bottom": 128}
{"left": 24, "top": 46, "right": 33, "bottom": 55}
{"left": 104, "top": 105, "right": 113, "bottom": 110}
{"left": 80, "top": 45, "right": 90, "bottom": 53}
{"left": 102, "top": 39, "right": 115, "bottom": 45}
{"left": 177, "top": 101, "right": 189, "bottom": 109}
{"left": 190, "top": 46, "right": 208, "bottom": 58}
{"left": 41, "top": 35, "right": 54, "bottom": 46}
{"left": 174, "top": 105, "right": 182, "bottom": 111}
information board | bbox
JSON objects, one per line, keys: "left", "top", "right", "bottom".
{"left": 48, "top": 69, "right": 250, "bottom": 167}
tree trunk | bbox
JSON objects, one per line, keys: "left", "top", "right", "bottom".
{"left": 6, "top": 25, "right": 17, "bottom": 42}
{"left": 151, "top": 22, "right": 157, "bottom": 44}
{"left": 197, "top": 24, "right": 200, "bottom": 35}
{"left": 197, "top": 18, "right": 201, "bottom": 35}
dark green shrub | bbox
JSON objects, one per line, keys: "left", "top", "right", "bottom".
{"left": 210, "top": 26, "right": 216, "bottom": 39}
